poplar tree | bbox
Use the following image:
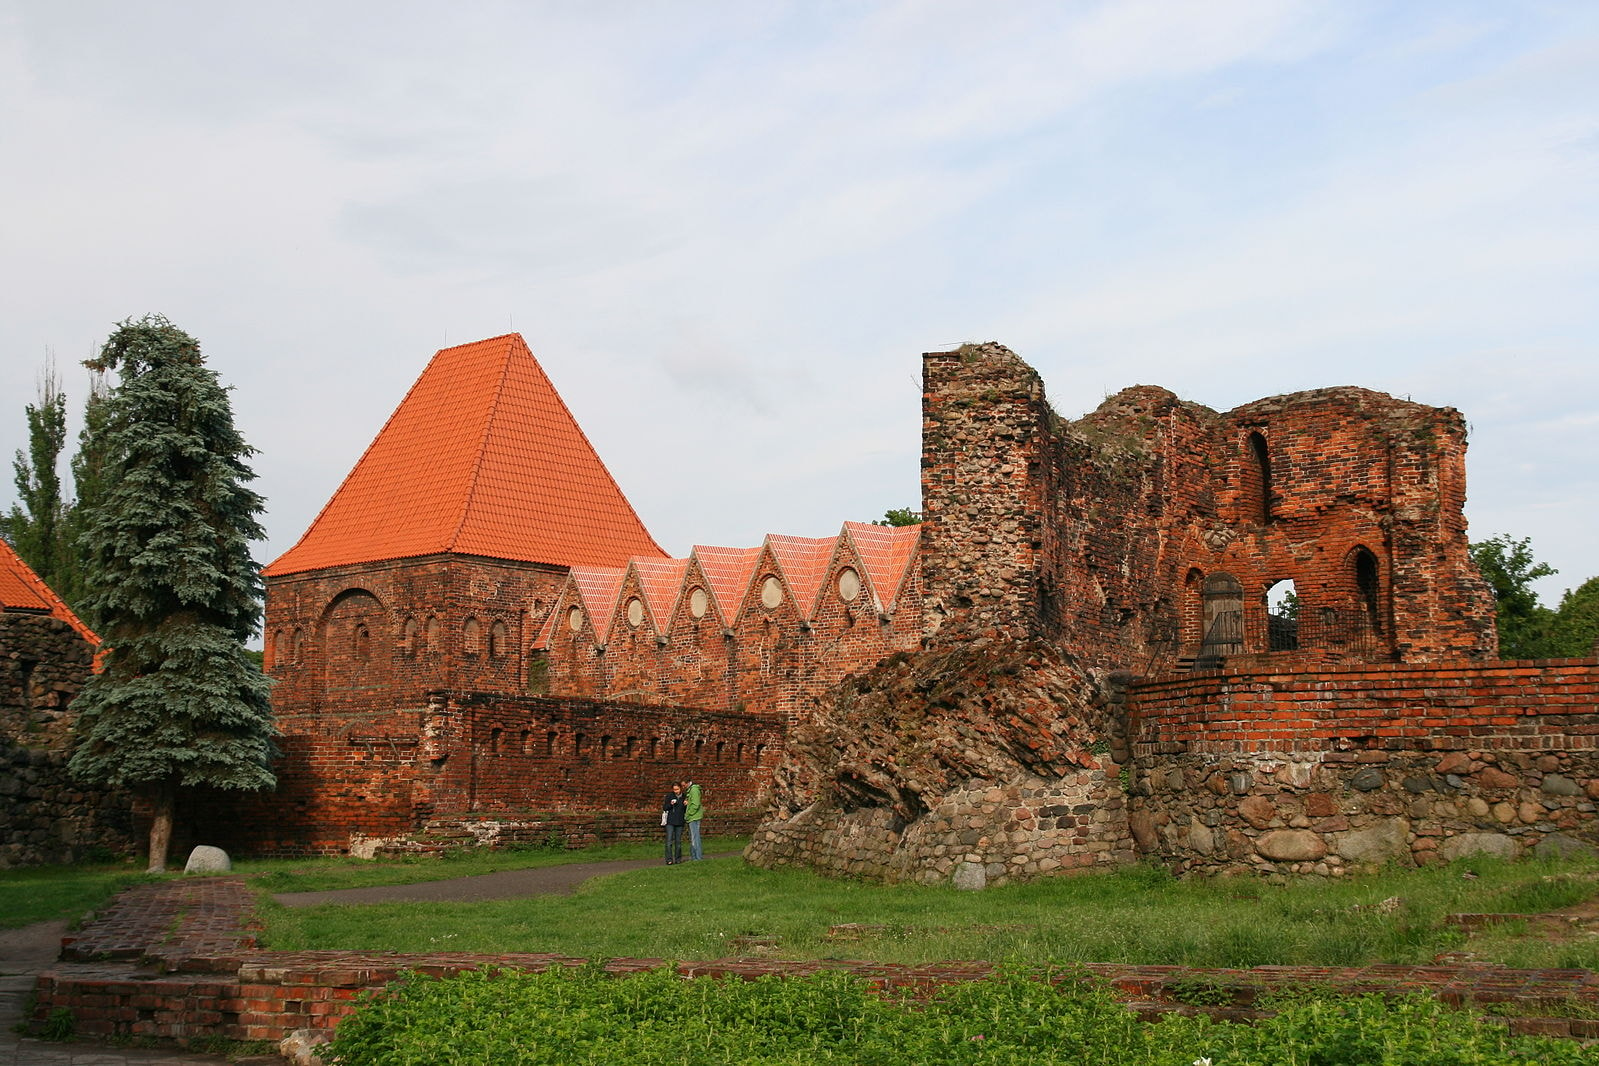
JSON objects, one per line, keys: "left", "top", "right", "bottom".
{"left": 68, "top": 316, "right": 276, "bottom": 871}
{"left": 3, "top": 361, "right": 69, "bottom": 587}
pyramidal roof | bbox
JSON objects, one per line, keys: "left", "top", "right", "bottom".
{"left": 266, "top": 334, "right": 666, "bottom": 576}
{"left": 0, "top": 539, "right": 98, "bottom": 644}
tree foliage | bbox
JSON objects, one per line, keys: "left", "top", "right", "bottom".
{"left": 67, "top": 315, "right": 276, "bottom": 870}
{"left": 873, "top": 508, "right": 922, "bottom": 527}
{"left": 1469, "top": 534, "right": 1556, "bottom": 658}
{"left": 1551, "top": 576, "right": 1599, "bottom": 658}
{"left": 3, "top": 361, "right": 69, "bottom": 589}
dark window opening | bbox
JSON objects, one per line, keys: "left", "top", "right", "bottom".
{"left": 1266, "top": 579, "right": 1299, "bottom": 651}
{"left": 1249, "top": 431, "right": 1272, "bottom": 524}
{"left": 1354, "top": 547, "right": 1382, "bottom": 634}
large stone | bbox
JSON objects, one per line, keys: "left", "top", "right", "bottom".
{"left": 1540, "top": 774, "right": 1581, "bottom": 797}
{"left": 1335, "top": 818, "right": 1409, "bottom": 864}
{"left": 1437, "top": 832, "right": 1519, "bottom": 863}
{"left": 1256, "top": 829, "right": 1327, "bottom": 862}
{"left": 1475, "top": 767, "right": 1520, "bottom": 790}
{"left": 184, "top": 845, "right": 231, "bottom": 874}
{"left": 952, "top": 861, "right": 987, "bottom": 891}
{"left": 1236, "top": 795, "right": 1277, "bottom": 829}
{"left": 1350, "top": 767, "right": 1385, "bottom": 792}
{"left": 1531, "top": 833, "right": 1599, "bottom": 861}
{"left": 1128, "top": 810, "right": 1157, "bottom": 850}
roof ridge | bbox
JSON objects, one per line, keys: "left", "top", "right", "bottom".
{"left": 0, "top": 539, "right": 98, "bottom": 644}
{"left": 446, "top": 335, "right": 515, "bottom": 551}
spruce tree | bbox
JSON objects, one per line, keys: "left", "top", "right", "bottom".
{"left": 68, "top": 316, "right": 276, "bottom": 871}
{"left": 3, "top": 361, "right": 69, "bottom": 588}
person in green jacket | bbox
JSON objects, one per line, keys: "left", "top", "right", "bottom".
{"left": 685, "top": 779, "right": 704, "bottom": 861}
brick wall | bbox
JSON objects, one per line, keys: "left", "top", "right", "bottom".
{"left": 184, "top": 692, "right": 782, "bottom": 855}
{"left": 1125, "top": 658, "right": 1599, "bottom": 873}
{"left": 917, "top": 343, "right": 1497, "bottom": 669}
{"left": 0, "top": 612, "right": 133, "bottom": 866}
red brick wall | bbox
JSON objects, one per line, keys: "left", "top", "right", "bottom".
{"left": 918, "top": 343, "right": 1497, "bottom": 669}
{"left": 185, "top": 692, "right": 781, "bottom": 855}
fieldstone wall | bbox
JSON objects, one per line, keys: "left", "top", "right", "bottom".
{"left": 0, "top": 612, "right": 134, "bottom": 866}
{"left": 1127, "top": 659, "right": 1599, "bottom": 875}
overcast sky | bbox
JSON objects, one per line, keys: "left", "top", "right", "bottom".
{"left": 2, "top": 1, "right": 1595, "bottom": 608}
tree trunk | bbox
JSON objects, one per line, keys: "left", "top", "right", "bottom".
{"left": 147, "top": 784, "right": 175, "bottom": 873}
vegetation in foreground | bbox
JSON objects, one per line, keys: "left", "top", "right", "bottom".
{"left": 259, "top": 852, "right": 1599, "bottom": 972}
{"left": 326, "top": 965, "right": 1595, "bottom": 1066}
{"left": 0, "top": 863, "right": 155, "bottom": 929}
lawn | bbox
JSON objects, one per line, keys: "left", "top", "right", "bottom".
{"left": 257, "top": 851, "right": 1599, "bottom": 971}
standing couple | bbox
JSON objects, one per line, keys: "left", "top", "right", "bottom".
{"left": 661, "top": 779, "right": 704, "bottom": 864}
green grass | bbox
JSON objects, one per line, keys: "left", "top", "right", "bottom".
{"left": 241, "top": 837, "right": 724, "bottom": 893}
{"left": 0, "top": 863, "right": 155, "bottom": 928}
{"left": 259, "top": 853, "right": 1599, "bottom": 971}
{"left": 325, "top": 965, "right": 1599, "bottom": 1066}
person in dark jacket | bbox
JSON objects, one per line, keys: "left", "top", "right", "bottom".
{"left": 661, "top": 781, "right": 687, "bottom": 864}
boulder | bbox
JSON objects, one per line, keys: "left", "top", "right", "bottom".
{"left": 1438, "top": 832, "right": 1519, "bottom": 862}
{"left": 1256, "top": 829, "right": 1327, "bottom": 862}
{"left": 1335, "top": 818, "right": 1409, "bottom": 864}
{"left": 952, "top": 861, "right": 987, "bottom": 891}
{"left": 184, "top": 845, "right": 231, "bottom": 874}
{"left": 1540, "top": 774, "right": 1581, "bottom": 797}
{"left": 1531, "top": 833, "right": 1599, "bottom": 861}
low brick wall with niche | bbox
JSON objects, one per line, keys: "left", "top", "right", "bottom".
{"left": 1126, "top": 658, "right": 1599, "bottom": 874}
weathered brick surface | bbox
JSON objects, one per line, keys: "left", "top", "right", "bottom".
{"left": 0, "top": 612, "right": 134, "bottom": 866}
{"left": 919, "top": 343, "right": 1496, "bottom": 665}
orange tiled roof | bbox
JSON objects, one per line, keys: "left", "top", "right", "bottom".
{"left": 631, "top": 557, "right": 690, "bottom": 629}
{"left": 842, "top": 522, "right": 922, "bottom": 614}
{"left": 0, "top": 539, "right": 98, "bottom": 644}
{"left": 569, "top": 566, "right": 626, "bottom": 644}
{"left": 765, "top": 534, "right": 836, "bottom": 620}
{"left": 265, "top": 334, "right": 665, "bottom": 576}
{"left": 690, "top": 545, "right": 764, "bottom": 626}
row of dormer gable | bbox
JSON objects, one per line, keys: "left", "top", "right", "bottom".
{"left": 535, "top": 522, "right": 920, "bottom": 649}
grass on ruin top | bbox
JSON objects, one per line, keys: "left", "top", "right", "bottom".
{"left": 259, "top": 852, "right": 1599, "bottom": 972}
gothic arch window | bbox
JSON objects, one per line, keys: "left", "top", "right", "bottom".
{"left": 401, "top": 617, "right": 419, "bottom": 656}
{"left": 292, "top": 628, "right": 304, "bottom": 663}
{"left": 1265, "top": 578, "right": 1299, "bottom": 651}
{"left": 463, "top": 616, "right": 482, "bottom": 657}
{"left": 489, "top": 620, "right": 508, "bottom": 659}
{"left": 353, "top": 623, "right": 371, "bottom": 662}
{"left": 272, "top": 629, "right": 287, "bottom": 666}
{"left": 424, "top": 616, "right": 439, "bottom": 655}
{"left": 1351, "top": 546, "right": 1383, "bottom": 634}
{"left": 1248, "top": 431, "right": 1273, "bottom": 524}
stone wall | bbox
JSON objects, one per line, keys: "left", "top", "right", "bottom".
{"left": 0, "top": 612, "right": 134, "bottom": 866}
{"left": 1126, "top": 659, "right": 1599, "bottom": 874}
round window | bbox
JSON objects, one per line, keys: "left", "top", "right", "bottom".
{"left": 626, "top": 597, "right": 645, "bottom": 628}
{"left": 837, "top": 567, "right": 861, "bottom": 602}
{"left": 688, "top": 587, "right": 709, "bottom": 619}
{"left": 760, "top": 575, "right": 784, "bottom": 609}
{"left": 567, "top": 605, "right": 584, "bottom": 632}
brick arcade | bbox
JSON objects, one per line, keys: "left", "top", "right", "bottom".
{"left": 183, "top": 333, "right": 1596, "bottom": 874}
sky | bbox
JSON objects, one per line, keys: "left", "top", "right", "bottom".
{"left": 2, "top": 0, "right": 1595, "bottom": 609}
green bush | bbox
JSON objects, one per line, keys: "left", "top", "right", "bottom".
{"left": 327, "top": 967, "right": 1595, "bottom": 1066}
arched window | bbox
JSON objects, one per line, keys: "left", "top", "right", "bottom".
{"left": 1352, "top": 546, "right": 1382, "bottom": 634}
{"left": 1248, "top": 431, "right": 1272, "bottom": 524}
{"left": 463, "top": 616, "right": 482, "bottom": 656}
{"left": 354, "top": 623, "right": 371, "bottom": 662}
{"left": 1265, "top": 578, "right": 1299, "bottom": 651}
{"left": 424, "top": 616, "right": 439, "bottom": 654}
{"left": 489, "top": 620, "right": 508, "bottom": 659}
{"left": 402, "top": 617, "right": 419, "bottom": 656}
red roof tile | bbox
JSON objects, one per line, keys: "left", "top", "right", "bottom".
{"left": 265, "top": 334, "right": 665, "bottom": 576}
{"left": 630, "top": 557, "right": 690, "bottom": 631}
{"left": 765, "top": 534, "right": 837, "bottom": 620}
{"left": 690, "top": 545, "right": 763, "bottom": 626}
{"left": 0, "top": 540, "right": 98, "bottom": 644}
{"left": 842, "top": 522, "right": 921, "bottom": 615}
{"left": 569, "top": 566, "right": 626, "bottom": 644}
